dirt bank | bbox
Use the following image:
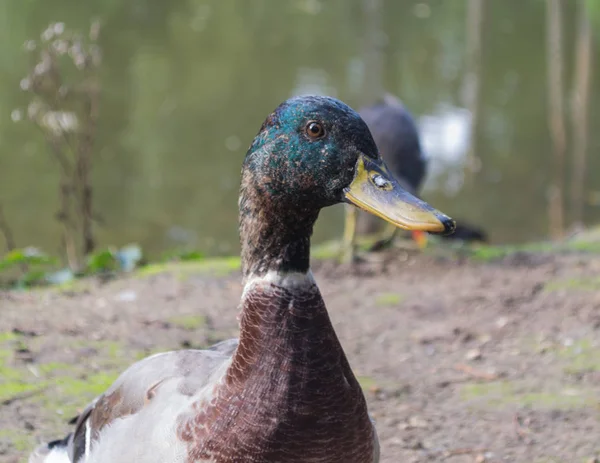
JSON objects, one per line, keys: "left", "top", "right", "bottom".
{"left": 1, "top": 247, "right": 599, "bottom": 462}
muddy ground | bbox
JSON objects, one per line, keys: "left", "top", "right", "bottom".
{"left": 0, "top": 246, "right": 599, "bottom": 463}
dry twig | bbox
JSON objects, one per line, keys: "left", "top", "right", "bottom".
{"left": 0, "top": 202, "right": 16, "bottom": 252}
{"left": 454, "top": 363, "right": 499, "bottom": 381}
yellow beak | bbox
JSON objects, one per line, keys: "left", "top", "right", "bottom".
{"left": 343, "top": 155, "right": 455, "bottom": 235}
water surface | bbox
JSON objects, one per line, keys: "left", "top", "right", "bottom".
{"left": 1, "top": 0, "right": 599, "bottom": 258}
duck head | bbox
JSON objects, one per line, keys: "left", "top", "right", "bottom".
{"left": 242, "top": 95, "right": 455, "bottom": 234}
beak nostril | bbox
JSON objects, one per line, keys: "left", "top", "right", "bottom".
{"left": 371, "top": 174, "right": 390, "bottom": 189}
{"left": 345, "top": 155, "right": 453, "bottom": 233}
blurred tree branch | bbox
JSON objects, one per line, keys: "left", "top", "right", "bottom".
{"left": 362, "top": 0, "right": 384, "bottom": 106}
{"left": 569, "top": 0, "right": 593, "bottom": 227}
{"left": 545, "top": 0, "right": 566, "bottom": 239}
{"left": 0, "top": 203, "right": 16, "bottom": 253}
{"left": 464, "top": 0, "right": 486, "bottom": 182}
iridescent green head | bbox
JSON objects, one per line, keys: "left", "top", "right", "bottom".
{"left": 244, "top": 95, "right": 378, "bottom": 208}
{"left": 243, "top": 95, "right": 454, "bottom": 234}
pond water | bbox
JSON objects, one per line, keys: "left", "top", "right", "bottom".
{"left": 1, "top": 0, "right": 599, "bottom": 258}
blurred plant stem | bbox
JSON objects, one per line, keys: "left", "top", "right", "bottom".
{"left": 0, "top": 203, "right": 16, "bottom": 252}
{"left": 21, "top": 21, "right": 102, "bottom": 270}
{"left": 545, "top": 0, "right": 567, "bottom": 240}
{"left": 463, "top": 0, "right": 486, "bottom": 184}
{"left": 570, "top": 0, "right": 593, "bottom": 228}
{"left": 362, "top": 0, "right": 384, "bottom": 106}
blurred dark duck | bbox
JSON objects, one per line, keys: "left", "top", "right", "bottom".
{"left": 30, "top": 95, "right": 454, "bottom": 463}
{"left": 341, "top": 94, "right": 487, "bottom": 261}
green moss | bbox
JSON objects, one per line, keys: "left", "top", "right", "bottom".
{"left": 558, "top": 339, "right": 600, "bottom": 373}
{"left": 0, "top": 360, "right": 20, "bottom": 382}
{"left": 544, "top": 277, "right": 600, "bottom": 292}
{"left": 517, "top": 391, "right": 593, "bottom": 408}
{"left": 0, "top": 381, "right": 46, "bottom": 403}
{"left": 461, "top": 380, "right": 596, "bottom": 410}
{"left": 36, "top": 362, "right": 74, "bottom": 375}
{"left": 105, "top": 341, "right": 123, "bottom": 360}
{"left": 55, "top": 372, "right": 119, "bottom": 397}
{"left": 47, "top": 279, "right": 91, "bottom": 294}
{"left": 0, "top": 337, "right": 140, "bottom": 453}
{"left": 468, "top": 242, "right": 554, "bottom": 262}
{"left": 521, "top": 336, "right": 600, "bottom": 375}
{"left": 467, "top": 238, "right": 600, "bottom": 263}
{"left": 357, "top": 375, "right": 378, "bottom": 391}
{"left": 567, "top": 240, "right": 600, "bottom": 253}
{"left": 374, "top": 292, "right": 404, "bottom": 306}
{"left": 0, "top": 354, "right": 34, "bottom": 397}
{"left": 0, "top": 331, "right": 18, "bottom": 343}
{"left": 33, "top": 370, "right": 120, "bottom": 418}
{"left": 0, "top": 348, "right": 49, "bottom": 404}
{"left": 62, "top": 339, "right": 126, "bottom": 362}
{"left": 0, "top": 428, "right": 33, "bottom": 452}
{"left": 134, "top": 346, "right": 168, "bottom": 361}
{"left": 468, "top": 245, "right": 513, "bottom": 262}
{"left": 137, "top": 256, "right": 241, "bottom": 279}
{"left": 310, "top": 234, "right": 600, "bottom": 265}
{"left": 461, "top": 380, "right": 515, "bottom": 400}
{"left": 0, "top": 347, "right": 120, "bottom": 413}
{"left": 168, "top": 315, "right": 207, "bottom": 330}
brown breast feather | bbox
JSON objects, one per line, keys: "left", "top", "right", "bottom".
{"left": 177, "top": 281, "right": 375, "bottom": 462}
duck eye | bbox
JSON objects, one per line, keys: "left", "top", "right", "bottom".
{"left": 305, "top": 121, "right": 325, "bottom": 139}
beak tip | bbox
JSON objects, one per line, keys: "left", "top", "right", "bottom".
{"left": 436, "top": 213, "right": 456, "bottom": 236}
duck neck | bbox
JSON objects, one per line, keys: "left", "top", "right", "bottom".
{"left": 196, "top": 182, "right": 374, "bottom": 462}
{"left": 239, "top": 181, "right": 318, "bottom": 281}
{"left": 230, "top": 182, "right": 349, "bottom": 387}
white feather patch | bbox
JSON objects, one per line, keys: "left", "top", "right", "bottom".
{"left": 243, "top": 270, "right": 315, "bottom": 297}
{"left": 41, "top": 447, "right": 69, "bottom": 463}
{"left": 85, "top": 416, "right": 92, "bottom": 457}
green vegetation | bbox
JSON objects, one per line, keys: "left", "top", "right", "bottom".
{"left": 465, "top": 239, "right": 600, "bottom": 263}
{"left": 0, "top": 428, "right": 32, "bottom": 452}
{"left": 168, "top": 315, "right": 207, "bottom": 330}
{"left": 521, "top": 336, "right": 600, "bottom": 375}
{"left": 55, "top": 372, "right": 119, "bottom": 398}
{"left": 3, "top": 229, "right": 600, "bottom": 289}
{"left": 588, "top": 0, "right": 600, "bottom": 36}
{"left": 545, "top": 277, "right": 600, "bottom": 292}
{"left": 0, "top": 332, "right": 134, "bottom": 420}
{"left": 0, "top": 244, "right": 233, "bottom": 288}
{"left": 137, "top": 256, "right": 241, "bottom": 279}
{"left": 0, "top": 248, "right": 56, "bottom": 272}
{"left": 0, "top": 328, "right": 180, "bottom": 458}
{"left": 0, "top": 248, "right": 58, "bottom": 288}
{"left": 0, "top": 336, "right": 47, "bottom": 404}
{"left": 357, "top": 375, "right": 378, "bottom": 391}
{"left": 557, "top": 338, "right": 600, "bottom": 374}
{"left": 461, "top": 380, "right": 597, "bottom": 410}
{"left": 374, "top": 292, "right": 404, "bottom": 306}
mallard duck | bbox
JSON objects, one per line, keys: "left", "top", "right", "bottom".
{"left": 30, "top": 95, "right": 454, "bottom": 463}
{"left": 341, "top": 94, "right": 486, "bottom": 262}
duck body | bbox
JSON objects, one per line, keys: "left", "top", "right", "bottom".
{"left": 31, "top": 96, "right": 453, "bottom": 463}
{"left": 56, "top": 275, "right": 375, "bottom": 463}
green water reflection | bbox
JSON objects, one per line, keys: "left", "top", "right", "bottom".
{"left": 1, "top": 0, "right": 599, "bottom": 257}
